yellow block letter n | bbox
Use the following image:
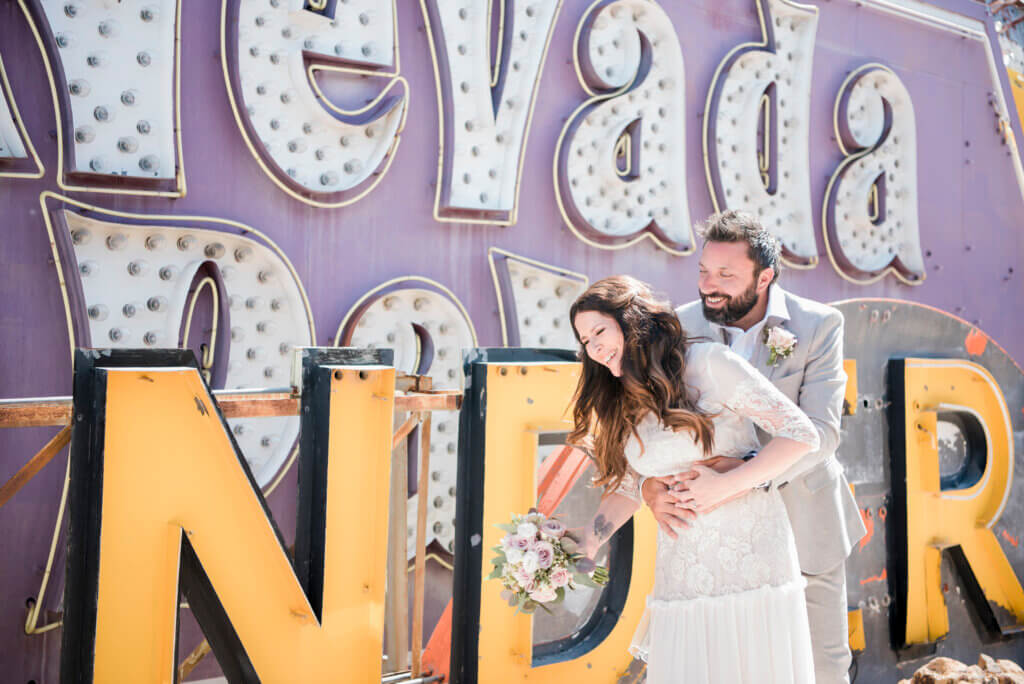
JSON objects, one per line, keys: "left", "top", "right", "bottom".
{"left": 450, "top": 349, "right": 657, "bottom": 684}
{"left": 888, "top": 358, "right": 1024, "bottom": 647}
{"left": 60, "top": 348, "right": 395, "bottom": 683}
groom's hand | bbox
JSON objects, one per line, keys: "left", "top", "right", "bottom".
{"left": 694, "top": 455, "right": 745, "bottom": 474}
{"left": 641, "top": 475, "right": 696, "bottom": 539}
{"left": 667, "top": 456, "right": 747, "bottom": 514}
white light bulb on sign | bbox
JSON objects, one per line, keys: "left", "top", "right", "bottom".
{"left": 225, "top": 0, "right": 407, "bottom": 207}
{"left": 336, "top": 278, "right": 476, "bottom": 557}
{"left": 44, "top": 195, "right": 315, "bottom": 486}
{"left": 420, "top": 0, "right": 561, "bottom": 223}
{"left": 555, "top": 0, "right": 693, "bottom": 254}
{"left": 488, "top": 247, "right": 588, "bottom": 348}
{"left": 20, "top": 0, "right": 182, "bottom": 193}
{"left": 823, "top": 64, "right": 925, "bottom": 285}
{"left": 704, "top": 0, "right": 819, "bottom": 265}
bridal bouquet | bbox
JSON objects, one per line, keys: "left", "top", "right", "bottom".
{"left": 487, "top": 509, "right": 609, "bottom": 614}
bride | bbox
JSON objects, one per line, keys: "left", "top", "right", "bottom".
{"left": 570, "top": 276, "right": 817, "bottom": 683}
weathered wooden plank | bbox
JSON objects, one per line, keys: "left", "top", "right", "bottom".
{"left": 0, "top": 427, "right": 71, "bottom": 510}
{"left": 0, "top": 391, "right": 460, "bottom": 427}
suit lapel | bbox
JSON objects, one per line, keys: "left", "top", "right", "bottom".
{"left": 750, "top": 327, "right": 779, "bottom": 380}
{"left": 753, "top": 288, "right": 796, "bottom": 382}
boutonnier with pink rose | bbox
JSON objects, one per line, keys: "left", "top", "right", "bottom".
{"left": 763, "top": 325, "right": 798, "bottom": 366}
{"left": 487, "top": 509, "right": 609, "bottom": 614}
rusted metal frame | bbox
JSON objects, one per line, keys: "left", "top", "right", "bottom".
{"left": 1005, "top": 12, "right": 1024, "bottom": 32}
{"left": 386, "top": 411, "right": 415, "bottom": 671}
{"left": 0, "top": 390, "right": 461, "bottom": 428}
{"left": 990, "top": 0, "right": 1022, "bottom": 16}
{"left": 411, "top": 412, "right": 432, "bottom": 677}
{"left": 0, "top": 426, "right": 71, "bottom": 510}
{"left": 392, "top": 413, "right": 421, "bottom": 450}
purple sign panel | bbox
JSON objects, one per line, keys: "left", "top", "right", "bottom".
{"left": 1, "top": 0, "right": 1022, "bottom": 680}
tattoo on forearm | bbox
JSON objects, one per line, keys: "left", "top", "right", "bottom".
{"left": 593, "top": 514, "right": 613, "bottom": 541}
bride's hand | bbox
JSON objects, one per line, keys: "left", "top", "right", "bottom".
{"left": 675, "top": 465, "right": 742, "bottom": 512}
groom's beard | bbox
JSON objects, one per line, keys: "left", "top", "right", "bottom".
{"left": 701, "top": 281, "right": 760, "bottom": 326}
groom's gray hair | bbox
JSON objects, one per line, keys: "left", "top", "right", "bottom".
{"left": 697, "top": 210, "right": 782, "bottom": 283}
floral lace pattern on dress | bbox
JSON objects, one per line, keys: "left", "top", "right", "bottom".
{"left": 616, "top": 342, "right": 818, "bottom": 601}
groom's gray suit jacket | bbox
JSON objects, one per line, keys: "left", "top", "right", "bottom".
{"left": 677, "top": 289, "right": 866, "bottom": 575}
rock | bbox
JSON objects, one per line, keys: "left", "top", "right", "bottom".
{"left": 904, "top": 655, "right": 1024, "bottom": 684}
{"left": 997, "top": 659, "right": 1024, "bottom": 675}
{"left": 981, "top": 655, "right": 1002, "bottom": 673}
{"left": 915, "top": 656, "right": 970, "bottom": 682}
{"left": 906, "top": 657, "right": 989, "bottom": 683}
{"left": 979, "top": 653, "right": 1024, "bottom": 683}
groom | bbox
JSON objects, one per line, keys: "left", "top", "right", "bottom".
{"left": 642, "top": 210, "right": 866, "bottom": 684}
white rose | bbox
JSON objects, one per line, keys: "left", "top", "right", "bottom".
{"left": 517, "top": 522, "right": 538, "bottom": 539}
{"left": 505, "top": 548, "right": 524, "bottom": 564}
{"left": 529, "top": 585, "right": 558, "bottom": 603}
{"left": 521, "top": 550, "right": 540, "bottom": 574}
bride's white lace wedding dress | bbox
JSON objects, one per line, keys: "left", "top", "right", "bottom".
{"left": 620, "top": 342, "right": 818, "bottom": 683}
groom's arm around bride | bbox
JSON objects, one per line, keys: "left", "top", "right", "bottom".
{"left": 642, "top": 210, "right": 867, "bottom": 684}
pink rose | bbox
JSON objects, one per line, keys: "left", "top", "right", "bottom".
{"left": 512, "top": 535, "right": 531, "bottom": 551}
{"left": 549, "top": 567, "right": 571, "bottom": 588}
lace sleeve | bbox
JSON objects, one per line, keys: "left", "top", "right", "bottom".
{"left": 612, "top": 464, "right": 643, "bottom": 503}
{"left": 706, "top": 344, "right": 820, "bottom": 450}
{"left": 575, "top": 439, "right": 643, "bottom": 503}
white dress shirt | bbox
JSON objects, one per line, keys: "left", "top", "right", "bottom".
{"left": 709, "top": 284, "right": 790, "bottom": 360}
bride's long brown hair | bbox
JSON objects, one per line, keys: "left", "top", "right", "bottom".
{"left": 567, "top": 276, "right": 715, "bottom": 493}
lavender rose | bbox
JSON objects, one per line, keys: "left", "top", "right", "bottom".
{"left": 540, "top": 519, "right": 566, "bottom": 538}
{"left": 535, "top": 541, "right": 555, "bottom": 569}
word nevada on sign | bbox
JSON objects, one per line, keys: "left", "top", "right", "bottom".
{"left": 1, "top": 0, "right": 1019, "bottom": 285}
